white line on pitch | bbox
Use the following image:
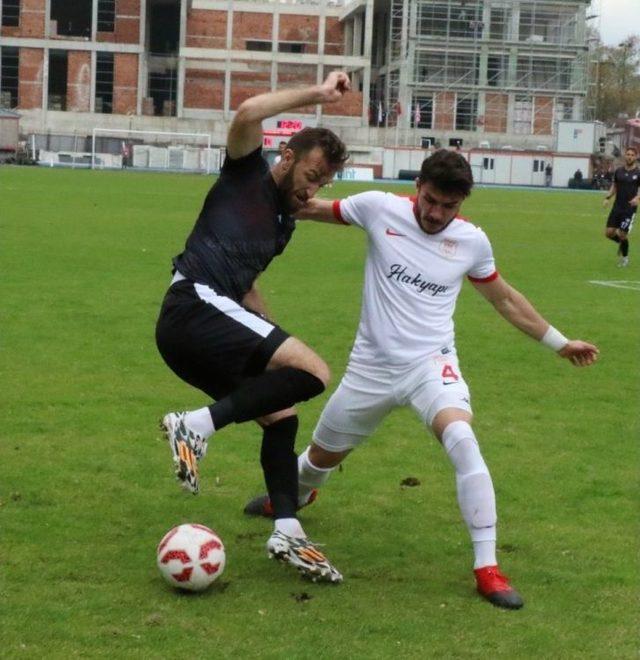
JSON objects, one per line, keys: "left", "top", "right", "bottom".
{"left": 588, "top": 280, "right": 640, "bottom": 291}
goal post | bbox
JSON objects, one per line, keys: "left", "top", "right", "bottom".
{"left": 91, "top": 128, "right": 220, "bottom": 174}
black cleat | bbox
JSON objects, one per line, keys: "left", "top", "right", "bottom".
{"left": 244, "top": 489, "right": 318, "bottom": 518}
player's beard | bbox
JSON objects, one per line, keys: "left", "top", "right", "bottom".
{"left": 278, "top": 165, "right": 307, "bottom": 214}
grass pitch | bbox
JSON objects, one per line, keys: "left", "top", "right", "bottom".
{"left": 1, "top": 166, "right": 638, "bottom": 658}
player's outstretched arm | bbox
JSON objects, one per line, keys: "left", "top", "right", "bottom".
{"left": 227, "top": 71, "right": 350, "bottom": 160}
{"left": 294, "top": 197, "right": 343, "bottom": 224}
{"left": 472, "top": 275, "right": 599, "bottom": 367}
{"left": 557, "top": 341, "right": 599, "bottom": 367}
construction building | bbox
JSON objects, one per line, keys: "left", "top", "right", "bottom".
{"left": 0, "top": 0, "right": 593, "bottom": 150}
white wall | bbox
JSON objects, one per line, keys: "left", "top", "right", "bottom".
{"left": 552, "top": 156, "right": 591, "bottom": 187}
{"left": 375, "top": 147, "right": 592, "bottom": 188}
{"left": 556, "top": 121, "right": 605, "bottom": 154}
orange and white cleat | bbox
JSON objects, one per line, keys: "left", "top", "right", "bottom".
{"left": 266, "top": 530, "right": 342, "bottom": 583}
{"left": 160, "top": 412, "right": 205, "bottom": 494}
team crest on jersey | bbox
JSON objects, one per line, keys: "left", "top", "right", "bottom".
{"left": 439, "top": 238, "right": 458, "bottom": 257}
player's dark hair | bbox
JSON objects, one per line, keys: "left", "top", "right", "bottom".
{"left": 626, "top": 145, "right": 638, "bottom": 154}
{"left": 418, "top": 150, "right": 474, "bottom": 197}
{"left": 287, "top": 127, "right": 349, "bottom": 171}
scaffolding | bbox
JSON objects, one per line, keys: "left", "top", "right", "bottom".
{"left": 372, "top": 0, "right": 591, "bottom": 145}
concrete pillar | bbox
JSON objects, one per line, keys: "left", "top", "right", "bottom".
{"left": 316, "top": 3, "right": 326, "bottom": 123}
{"left": 41, "top": 47, "right": 49, "bottom": 113}
{"left": 137, "top": 0, "right": 147, "bottom": 115}
{"left": 224, "top": 0, "right": 233, "bottom": 119}
{"left": 511, "top": 3, "right": 520, "bottom": 42}
{"left": 271, "top": 11, "right": 279, "bottom": 91}
{"left": 507, "top": 92, "right": 516, "bottom": 134}
{"left": 91, "top": 0, "right": 98, "bottom": 41}
{"left": 90, "top": 49, "right": 96, "bottom": 112}
{"left": 344, "top": 18, "right": 353, "bottom": 57}
{"left": 398, "top": 0, "right": 410, "bottom": 130}
{"left": 353, "top": 13, "right": 362, "bottom": 57}
{"left": 176, "top": 0, "right": 187, "bottom": 118}
{"left": 361, "top": 0, "right": 374, "bottom": 127}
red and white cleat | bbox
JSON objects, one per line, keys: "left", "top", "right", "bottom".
{"left": 474, "top": 565, "right": 524, "bottom": 609}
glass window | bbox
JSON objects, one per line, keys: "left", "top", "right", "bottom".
{"left": 97, "top": 0, "right": 115, "bottom": 32}
{"left": 95, "top": 52, "right": 114, "bottom": 114}
{"left": 246, "top": 40, "right": 272, "bottom": 52}
{"left": 455, "top": 95, "right": 477, "bottom": 131}
{"left": 1, "top": 0, "right": 20, "bottom": 27}
{"left": 0, "top": 47, "right": 19, "bottom": 108}
{"left": 412, "top": 95, "right": 433, "bottom": 129}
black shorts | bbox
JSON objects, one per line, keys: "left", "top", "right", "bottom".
{"left": 607, "top": 207, "right": 636, "bottom": 233}
{"left": 155, "top": 278, "right": 289, "bottom": 400}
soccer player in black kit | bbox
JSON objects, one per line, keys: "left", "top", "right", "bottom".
{"left": 603, "top": 146, "right": 640, "bottom": 267}
{"left": 155, "top": 71, "right": 351, "bottom": 582}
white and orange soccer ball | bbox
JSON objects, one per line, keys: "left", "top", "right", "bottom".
{"left": 157, "top": 523, "right": 226, "bottom": 591}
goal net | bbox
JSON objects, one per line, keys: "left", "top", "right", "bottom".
{"left": 91, "top": 128, "right": 221, "bottom": 174}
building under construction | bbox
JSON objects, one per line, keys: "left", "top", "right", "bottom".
{"left": 0, "top": 0, "right": 593, "bottom": 149}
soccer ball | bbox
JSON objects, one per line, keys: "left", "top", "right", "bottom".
{"left": 157, "top": 523, "right": 226, "bottom": 591}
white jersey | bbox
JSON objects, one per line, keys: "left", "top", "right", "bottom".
{"left": 333, "top": 191, "right": 498, "bottom": 366}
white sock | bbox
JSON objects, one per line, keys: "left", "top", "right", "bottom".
{"left": 473, "top": 540, "right": 497, "bottom": 569}
{"left": 184, "top": 407, "right": 215, "bottom": 439}
{"left": 275, "top": 518, "right": 305, "bottom": 538}
{"left": 298, "top": 447, "right": 335, "bottom": 506}
{"left": 442, "top": 421, "right": 497, "bottom": 569}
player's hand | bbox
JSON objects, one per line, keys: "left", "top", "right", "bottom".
{"left": 602, "top": 197, "right": 611, "bottom": 207}
{"left": 558, "top": 340, "right": 599, "bottom": 367}
{"left": 319, "top": 71, "right": 350, "bottom": 103}
{"left": 630, "top": 198, "right": 639, "bottom": 208}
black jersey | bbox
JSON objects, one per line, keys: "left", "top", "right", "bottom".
{"left": 613, "top": 166, "right": 640, "bottom": 212}
{"left": 172, "top": 148, "right": 295, "bottom": 301}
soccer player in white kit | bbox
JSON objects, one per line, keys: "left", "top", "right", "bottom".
{"left": 245, "top": 150, "right": 599, "bottom": 608}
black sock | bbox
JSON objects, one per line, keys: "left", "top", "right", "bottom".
{"left": 621, "top": 239, "right": 629, "bottom": 257}
{"left": 208, "top": 367, "right": 325, "bottom": 430}
{"left": 260, "top": 416, "right": 299, "bottom": 519}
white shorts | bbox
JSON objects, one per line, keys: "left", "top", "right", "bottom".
{"left": 313, "top": 349, "right": 472, "bottom": 452}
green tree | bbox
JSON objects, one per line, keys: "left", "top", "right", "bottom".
{"left": 589, "top": 35, "right": 640, "bottom": 122}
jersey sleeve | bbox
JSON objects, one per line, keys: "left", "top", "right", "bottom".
{"left": 221, "top": 147, "right": 268, "bottom": 176}
{"left": 467, "top": 229, "right": 498, "bottom": 282}
{"left": 333, "top": 191, "right": 388, "bottom": 229}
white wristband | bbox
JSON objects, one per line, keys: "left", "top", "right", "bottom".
{"left": 541, "top": 326, "right": 569, "bottom": 352}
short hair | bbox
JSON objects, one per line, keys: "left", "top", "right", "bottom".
{"left": 286, "top": 127, "right": 349, "bottom": 171}
{"left": 418, "top": 149, "right": 474, "bottom": 197}
{"left": 625, "top": 145, "right": 638, "bottom": 154}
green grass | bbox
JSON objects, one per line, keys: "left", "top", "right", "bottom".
{"left": 1, "top": 166, "right": 638, "bottom": 658}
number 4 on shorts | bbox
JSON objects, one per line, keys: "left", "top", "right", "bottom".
{"left": 441, "top": 364, "right": 459, "bottom": 382}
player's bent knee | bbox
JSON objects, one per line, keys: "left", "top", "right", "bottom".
{"left": 308, "top": 442, "right": 350, "bottom": 469}
{"left": 314, "top": 361, "right": 331, "bottom": 389}
{"left": 281, "top": 367, "right": 326, "bottom": 402}
{"left": 431, "top": 407, "right": 473, "bottom": 441}
{"left": 268, "top": 337, "right": 331, "bottom": 388}
{"left": 257, "top": 407, "right": 297, "bottom": 427}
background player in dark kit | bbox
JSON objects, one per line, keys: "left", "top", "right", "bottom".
{"left": 603, "top": 146, "right": 640, "bottom": 267}
{"left": 156, "top": 71, "right": 351, "bottom": 582}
